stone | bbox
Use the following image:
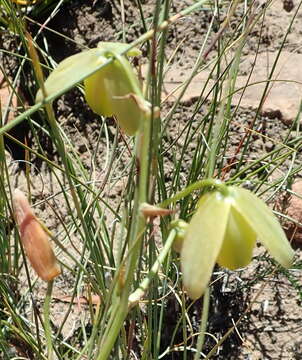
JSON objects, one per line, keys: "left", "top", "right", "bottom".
{"left": 281, "top": 181, "right": 302, "bottom": 244}
{"left": 234, "top": 51, "right": 302, "bottom": 125}
{"left": 160, "top": 51, "right": 302, "bottom": 125}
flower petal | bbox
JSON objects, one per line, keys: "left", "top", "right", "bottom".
{"left": 85, "top": 53, "right": 147, "bottom": 135}
{"left": 170, "top": 219, "right": 188, "bottom": 253}
{"left": 103, "top": 54, "right": 145, "bottom": 135}
{"left": 36, "top": 48, "right": 106, "bottom": 103}
{"left": 181, "top": 192, "right": 231, "bottom": 299}
{"left": 217, "top": 207, "right": 256, "bottom": 270}
{"left": 232, "top": 187, "right": 294, "bottom": 268}
{"left": 84, "top": 62, "right": 114, "bottom": 117}
{"left": 97, "top": 42, "right": 142, "bottom": 57}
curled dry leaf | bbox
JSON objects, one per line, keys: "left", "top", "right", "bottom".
{"left": 13, "top": 189, "right": 61, "bottom": 281}
{"left": 140, "top": 203, "right": 175, "bottom": 218}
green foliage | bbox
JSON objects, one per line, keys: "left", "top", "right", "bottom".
{"left": 0, "top": 0, "right": 301, "bottom": 359}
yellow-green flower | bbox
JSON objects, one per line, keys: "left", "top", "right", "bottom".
{"left": 36, "top": 42, "right": 150, "bottom": 135}
{"left": 181, "top": 186, "right": 294, "bottom": 300}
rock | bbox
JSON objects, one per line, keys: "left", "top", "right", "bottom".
{"left": 281, "top": 181, "right": 302, "bottom": 244}
{"left": 234, "top": 52, "right": 302, "bottom": 125}
{"left": 159, "top": 51, "right": 302, "bottom": 125}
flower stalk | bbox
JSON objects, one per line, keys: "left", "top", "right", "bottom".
{"left": 96, "top": 104, "right": 152, "bottom": 360}
{"left": 44, "top": 279, "right": 54, "bottom": 360}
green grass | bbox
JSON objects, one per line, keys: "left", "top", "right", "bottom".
{"left": 0, "top": 0, "right": 302, "bottom": 359}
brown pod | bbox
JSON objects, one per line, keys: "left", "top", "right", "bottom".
{"left": 13, "top": 189, "right": 61, "bottom": 281}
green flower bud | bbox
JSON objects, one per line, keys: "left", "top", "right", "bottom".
{"left": 169, "top": 219, "right": 189, "bottom": 253}
{"left": 181, "top": 186, "right": 294, "bottom": 300}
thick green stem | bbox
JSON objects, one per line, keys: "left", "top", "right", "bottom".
{"left": 44, "top": 280, "right": 54, "bottom": 360}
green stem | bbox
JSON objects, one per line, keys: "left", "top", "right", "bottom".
{"left": 194, "top": 287, "right": 210, "bottom": 360}
{"left": 44, "top": 280, "right": 54, "bottom": 360}
{"left": 158, "top": 179, "right": 228, "bottom": 208}
{"left": 96, "top": 111, "right": 151, "bottom": 360}
{"left": 128, "top": 229, "right": 176, "bottom": 307}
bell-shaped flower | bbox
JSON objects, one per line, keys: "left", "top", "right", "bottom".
{"left": 181, "top": 186, "right": 294, "bottom": 300}
{"left": 36, "top": 42, "right": 150, "bottom": 135}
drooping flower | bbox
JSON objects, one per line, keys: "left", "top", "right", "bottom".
{"left": 180, "top": 186, "right": 295, "bottom": 300}
{"left": 13, "top": 189, "right": 61, "bottom": 281}
{"left": 36, "top": 42, "right": 150, "bottom": 135}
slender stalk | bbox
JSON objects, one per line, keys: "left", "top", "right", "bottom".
{"left": 128, "top": 229, "right": 176, "bottom": 307}
{"left": 44, "top": 280, "right": 54, "bottom": 360}
{"left": 96, "top": 110, "right": 151, "bottom": 360}
{"left": 194, "top": 287, "right": 210, "bottom": 360}
{"left": 158, "top": 179, "right": 228, "bottom": 208}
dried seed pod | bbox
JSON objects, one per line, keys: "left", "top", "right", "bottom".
{"left": 13, "top": 189, "right": 61, "bottom": 281}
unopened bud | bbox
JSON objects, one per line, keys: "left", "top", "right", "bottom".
{"left": 170, "top": 219, "right": 188, "bottom": 253}
{"left": 13, "top": 189, "right": 61, "bottom": 281}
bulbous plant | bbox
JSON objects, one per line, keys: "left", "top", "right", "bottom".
{"left": 178, "top": 185, "right": 294, "bottom": 300}
{"left": 31, "top": 32, "right": 296, "bottom": 358}
{"left": 36, "top": 42, "right": 150, "bottom": 135}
